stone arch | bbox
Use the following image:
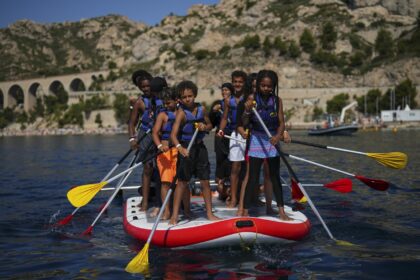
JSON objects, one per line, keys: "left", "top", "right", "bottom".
{"left": 69, "top": 78, "right": 86, "bottom": 91}
{"left": 8, "top": 84, "right": 24, "bottom": 108}
{"left": 27, "top": 82, "right": 42, "bottom": 111}
{"left": 49, "top": 80, "right": 66, "bottom": 96}
{"left": 0, "top": 89, "right": 4, "bottom": 109}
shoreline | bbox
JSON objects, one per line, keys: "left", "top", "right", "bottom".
{"left": 2, "top": 122, "right": 420, "bottom": 137}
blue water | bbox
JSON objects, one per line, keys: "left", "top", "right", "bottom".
{"left": 0, "top": 130, "right": 419, "bottom": 279}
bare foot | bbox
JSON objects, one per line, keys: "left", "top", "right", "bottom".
{"left": 207, "top": 213, "right": 221, "bottom": 221}
{"left": 226, "top": 199, "right": 237, "bottom": 208}
{"left": 183, "top": 210, "right": 195, "bottom": 220}
{"left": 169, "top": 217, "right": 178, "bottom": 225}
{"left": 236, "top": 208, "right": 244, "bottom": 216}
{"left": 162, "top": 210, "right": 171, "bottom": 220}
{"left": 242, "top": 209, "right": 249, "bottom": 217}
{"left": 279, "top": 207, "right": 293, "bottom": 221}
{"left": 149, "top": 207, "right": 160, "bottom": 218}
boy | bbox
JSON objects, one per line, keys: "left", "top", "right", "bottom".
{"left": 169, "top": 81, "right": 220, "bottom": 225}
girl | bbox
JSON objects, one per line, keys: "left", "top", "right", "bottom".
{"left": 241, "top": 70, "right": 292, "bottom": 221}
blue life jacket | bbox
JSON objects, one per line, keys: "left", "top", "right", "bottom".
{"left": 161, "top": 110, "right": 176, "bottom": 141}
{"left": 226, "top": 96, "right": 243, "bottom": 132}
{"left": 140, "top": 96, "right": 164, "bottom": 131}
{"left": 252, "top": 93, "right": 279, "bottom": 133}
{"left": 180, "top": 103, "right": 205, "bottom": 142}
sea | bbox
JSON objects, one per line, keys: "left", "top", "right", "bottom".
{"left": 0, "top": 130, "right": 419, "bottom": 279}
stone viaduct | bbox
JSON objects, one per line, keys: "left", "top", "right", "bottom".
{"left": 0, "top": 71, "right": 109, "bottom": 111}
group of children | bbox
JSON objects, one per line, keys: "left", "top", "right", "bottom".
{"left": 128, "top": 69, "right": 292, "bottom": 225}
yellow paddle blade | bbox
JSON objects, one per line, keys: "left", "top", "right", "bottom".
{"left": 67, "top": 181, "right": 108, "bottom": 207}
{"left": 125, "top": 243, "right": 149, "bottom": 274}
{"left": 336, "top": 239, "right": 358, "bottom": 246}
{"left": 298, "top": 196, "right": 308, "bottom": 203}
{"left": 367, "top": 152, "right": 408, "bottom": 169}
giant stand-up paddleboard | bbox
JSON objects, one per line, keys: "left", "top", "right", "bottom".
{"left": 124, "top": 196, "right": 310, "bottom": 249}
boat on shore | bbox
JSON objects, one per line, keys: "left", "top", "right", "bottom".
{"left": 124, "top": 196, "right": 310, "bottom": 249}
{"left": 308, "top": 124, "right": 358, "bottom": 136}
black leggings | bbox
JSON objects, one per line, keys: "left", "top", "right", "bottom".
{"left": 243, "top": 156, "right": 284, "bottom": 209}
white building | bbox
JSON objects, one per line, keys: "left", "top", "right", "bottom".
{"left": 381, "top": 105, "right": 420, "bottom": 122}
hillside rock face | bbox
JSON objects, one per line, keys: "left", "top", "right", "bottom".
{"left": 0, "top": 0, "right": 419, "bottom": 92}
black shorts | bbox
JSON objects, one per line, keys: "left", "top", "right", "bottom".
{"left": 214, "top": 136, "right": 231, "bottom": 179}
{"left": 137, "top": 128, "right": 156, "bottom": 163}
{"left": 177, "top": 141, "right": 211, "bottom": 181}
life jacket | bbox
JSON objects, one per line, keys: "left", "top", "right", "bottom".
{"left": 252, "top": 93, "right": 279, "bottom": 133}
{"left": 140, "top": 96, "right": 164, "bottom": 131}
{"left": 226, "top": 96, "right": 243, "bottom": 132}
{"left": 180, "top": 103, "right": 205, "bottom": 142}
{"left": 161, "top": 110, "right": 176, "bottom": 141}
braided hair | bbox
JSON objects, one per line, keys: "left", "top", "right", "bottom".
{"left": 256, "top": 69, "right": 279, "bottom": 98}
{"left": 131, "top": 69, "right": 152, "bottom": 86}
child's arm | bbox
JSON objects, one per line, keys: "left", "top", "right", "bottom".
{"left": 171, "top": 108, "right": 188, "bottom": 157}
{"left": 128, "top": 98, "right": 146, "bottom": 148}
{"left": 217, "top": 97, "right": 230, "bottom": 136}
{"left": 270, "top": 97, "right": 286, "bottom": 146}
{"left": 152, "top": 112, "right": 169, "bottom": 152}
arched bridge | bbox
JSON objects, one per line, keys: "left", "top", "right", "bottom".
{"left": 0, "top": 71, "right": 109, "bottom": 111}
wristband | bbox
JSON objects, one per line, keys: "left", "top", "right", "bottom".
{"left": 157, "top": 144, "right": 163, "bottom": 149}
{"left": 129, "top": 137, "right": 136, "bottom": 142}
{"left": 244, "top": 111, "right": 251, "bottom": 115}
{"left": 176, "top": 143, "right": 181, "bottom": 149}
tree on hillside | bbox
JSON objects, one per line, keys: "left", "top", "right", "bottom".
{"left": 381, "top": 79, "right": 418, "bottom": 110}
{"left": 375, "top": 28, "right": 394, "bottom": 58}
{"left": 288, "top": 40, "right": 301, "bottom": 58}
{"left": 326, "top": 93, "right": 349, "bottom": 114}
{"left": 356, "top": 89, "right": 382, "bottom": 115}
{"left": 300, "top": 28, "right": 316, "bottom": 53}
{"left": 320, "top": 22, "right": 337, "bottom": 50}
{"left": 273, "top": 36, "right": 288, "bottom": 56}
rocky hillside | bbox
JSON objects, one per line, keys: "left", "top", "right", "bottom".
{"left": 1, "top": 0, "right": 419, "bottom": 89}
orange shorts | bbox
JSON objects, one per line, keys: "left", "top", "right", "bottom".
{"left": 157, "top": 148, "right": 178, "bottom": 183}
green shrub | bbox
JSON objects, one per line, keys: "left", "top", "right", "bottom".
{"left": 375, "top": 28, "right": 394, "bottom": 58}
{"left": 95, "top": 113, "right": 103, "bottom": 128}
{"left": 194, "top": 49, "right": 212, "bottom": 60}
{"left": 320, "top": 22, "right": 337, "bottom": 50}
{"left": 59, "top": 103, "right": 84, "bottom": 128}
{"left": 312, "top": 106, "right": 324, "bottom": 121}
{"left": 273, "top": 36, "right": 288, "bottom": 55}
{"left": 326, "top": 93, "right": 349, "bottom": 114}
{"left": 113, "top": 94, "right": 130, "bottom": 125}
{"left": 356, "top": 89, "right": 381, "bottom": 114}
{"left": 288, "top": 40, "right": 301, "bottom": 58}
{"left": 241, "top": 35, "right": 260, "bottom": 50}
{"left": 300, "top": 28, "right": 316, "bottom": 53}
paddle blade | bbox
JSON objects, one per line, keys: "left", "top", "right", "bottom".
{"left": 125, "top": 243, "right": 150, "bottom": 274}
{"left": 367, "top": 152, "right": 408, "bottom": 169}
{"left": 55, "top": 214, "right": 73, "bottom": 226}
{"left": 336, "top": 239, "right": 357, "bottom": 246}
{"left": 82, "top": 226, "right": 93, "bottom": 236}
{"left": 67, "top": 181, "right": 108, "bottom": 207}
{"left": 291, "top": 180, "right": 307, "bottom": 203}
{"left": 355, "top": 175, "right": 389, "bottom": 191}
{"left": 324, "top": 178, "right": 352, "bottom": 193}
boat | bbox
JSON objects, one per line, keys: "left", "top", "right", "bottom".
{"left": 124, "top": 196, "right": 311, "bottom": 249}
{"left": 309, "top": 102, "right": 359, "bottom": 136}
{"left": 308, "top": 124, "right": 358, "bottom": 136}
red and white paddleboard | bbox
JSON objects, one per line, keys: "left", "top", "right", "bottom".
{"left": 124, "top": 196, "right": 310, "bottom": 249}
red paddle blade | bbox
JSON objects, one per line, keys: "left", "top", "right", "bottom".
{"left": 291, "top": 179, "right": 305, "bottom": 202}
{"left": 355, "top": 175, "right": 389, "bottom": 191}
{"left": 56, "top": 214, "right": 73, "bottom": 226}
{"left": 324, "top": 178, "right": 352, "bottom": 193}
{"left": 82, "top": 226, "right": 93, "bottom": 236}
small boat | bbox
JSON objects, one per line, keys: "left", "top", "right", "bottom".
{"left": 308, "top": 124, "right": 358, "bottom": 136}
{"left": 124, "top": 196, "right": 310, "bottom": 249}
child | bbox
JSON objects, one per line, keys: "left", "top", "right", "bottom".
{"left": 169, "top": 81, "right": 220, "bottom": 225}
{"left": 128, "top": 76, "right": 167, "bottom": 211}
{"left": 152, "top": 88, "right": 179, "bottom": 220}
{"left": 217, "top": 70, "right": 248, "bottom": 208}
{"left": 209, "top": 83, "right": 234, "bottom": 200}
{"left": 241, "top": 70, "right": 292, "bottom": 221}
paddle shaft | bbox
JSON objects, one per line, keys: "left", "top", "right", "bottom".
{"left": 224, "top": 134, "right": 246, "bottom": 144}
{"left": 89, "top": 150, "right": 140, "bottom": 228}
{"left": 252, "top": 107, "right": 336, "bottom": 240}
{"left": 292, "top": 139, "right": 366, "bottom": 156}
{"left": 145, "top": 128, "right": 199, "bottom": 245}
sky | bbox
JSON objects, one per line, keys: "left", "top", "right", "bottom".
{"left": 0, "top": 0, "right": 220, "bottom": 28}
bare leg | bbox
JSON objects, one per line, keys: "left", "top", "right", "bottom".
{"left": 228, "top": 161, "right": 241, "bottom": 208}
{"left": 200, "top": 180, "right": 220, "bottom": 221}
{"left": 237, "top": 161, "right": 249, "bottom": 216}
{"left": 263, "top": 162, "right": 277, "bottom": 215}
{"left": 169, "top": 181, "right": 187, "bottom": 225}
{"left": 279, "top": 207, "right": 293, "bottom": 221}
{"left": 182, "top": 186, "right": 193, "bottom": 218}
{"left": 139, "top": 163, "right": 153, "bottom": 211}
{"left": 160, "top": 182, "right": 171, "bottom": 220}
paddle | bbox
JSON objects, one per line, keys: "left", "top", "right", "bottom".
{"left": 125, "top": 125, "right": 200, "bottom": 274}
{"left": 251, "top": 107, "right": 349, "bottom": 243}
{"left": 56, "top": 148, "right": 133, "bottom": 226}
{"left": 57, "top": 129, "right": 151, "bottom": 226}
{"left": 81, "top": 150, "right": 142, "bottom": 235}
{"left": 224, "top": 134, "right": 246, "bottom": 143}
{"left": 291, "top": 139, "right": 407, "bottom": 169}
{"left": 67, "top": 148, "right": 163, "bottom": 208}
{"left": 282, "top": 152, "right": 390, "bottom": 191}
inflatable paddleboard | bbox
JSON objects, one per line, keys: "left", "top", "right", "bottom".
{"left": 124, "top": 196, "right": 310, "bottom": 249}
